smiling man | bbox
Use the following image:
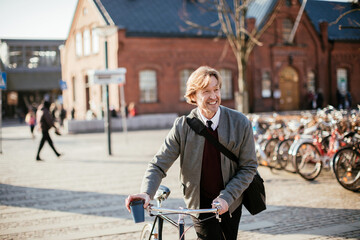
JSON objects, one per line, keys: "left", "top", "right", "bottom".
{"left": 126, "top": 66, "right": 257, "bottom": 240}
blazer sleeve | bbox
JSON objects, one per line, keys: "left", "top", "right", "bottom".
{"left": 140, "top": 117, "right": 183, "bottom": 199}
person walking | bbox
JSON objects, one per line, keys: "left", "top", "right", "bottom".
{"left": 25, "top": 108, "right": 36, "bottom": 138}
{"left": 36, "top": 101, "right": 62, "bottom": 161}
{"left": 125, "top": 66, "right": 257, "bottom": 240}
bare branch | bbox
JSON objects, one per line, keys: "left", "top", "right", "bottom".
{"left": 329, "top": 8, "right": 360, "bottom": 26}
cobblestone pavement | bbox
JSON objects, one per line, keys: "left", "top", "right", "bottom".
{"left": 1, "top": 124, "right": 359, "bottom": 240}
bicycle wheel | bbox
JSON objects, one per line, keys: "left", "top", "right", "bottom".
{"left": 294, "top": 142, "right": 322, "bottom": 181}
{"left": 277, "top": 139, "right": 294, "bottom": 169}
{"left": 140, "top": 223, "right": 154, "bottom": 240}
{"left": 333, "top": 148, "right": 360, "bottom": 192}
{"left": 264, "top": 138, "right": 280, "bottom": 168}
{"left": 256, "top": 139, "right": 268, "bottom": 166}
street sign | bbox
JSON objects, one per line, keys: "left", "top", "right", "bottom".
{"left": 59, "top": 80, "right": 68, "bottom": 90}
{"left": 88, "top": 68, "right": 126, "bottom": 85}
{"left": 0, "top": 72, "right": 6, "bottom": 90}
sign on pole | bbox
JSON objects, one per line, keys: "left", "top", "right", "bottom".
{"left": 88, "top": 68, "right": 126, "bottom": 85}
{"left": 59, "top": 80, "right": 68, "bottom": 90}
{"left": 0, "top": 72, "right": 7, "bottom": 90}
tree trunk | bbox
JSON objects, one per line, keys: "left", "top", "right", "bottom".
{"left": 235, "top": 53, "right": 249, "bottom": 113}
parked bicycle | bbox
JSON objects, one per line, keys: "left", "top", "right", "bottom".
{"left": 250, "top": 105, "right": 360, "bottom": 191}
{"left": 140, "top": 185, "right": 221, "bottom": 240}
{"left": 331, "top": 131, "right": 360, "bottom": 192}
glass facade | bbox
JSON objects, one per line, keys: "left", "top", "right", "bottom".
{"left": 6, "top": 44, "right": 60, "bottom": 69}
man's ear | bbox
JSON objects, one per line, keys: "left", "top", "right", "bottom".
{"left": 189, "top": 94, "right": 197, "bottom": 104}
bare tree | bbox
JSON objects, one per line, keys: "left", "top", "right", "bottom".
{"left": 181, "top": 0, "right": 283, "bottom": 113}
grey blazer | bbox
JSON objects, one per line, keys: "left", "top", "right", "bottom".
{"left": 141, "top": 105, "right": 257, "bottom": 215}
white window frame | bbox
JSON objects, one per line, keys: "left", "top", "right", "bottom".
{"left": 282, "top": 18, "right": 293, "bottom": 43}
{"left": 83, "top": 29, "right": 91, "bottom": 56}
{"left": 139, "top": 70, "right": 157, "bottom": 103}
{"left": 92, "top": 27, "right": 99, "bottom": 54}
{"left": 307, "top": 71, "right": 316, "bottom": 93}
{"left": 219, "top": 69, "right": 233, "bottom": 100}
{"left": 179, "top": 69, "right": 193, "bottom": 101}
{"left": 337, "top": 68, "right": 348, "bottom": 93}
{"left": 261, "top": 70, "right": 272, "bottom": 98}
{"left": 75, "top": 32, "right": 82, "bottom": 57}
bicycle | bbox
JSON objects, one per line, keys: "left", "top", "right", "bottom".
{"left": 139, "top": 185, "right": 221, "bottom": 240}
{"left": 331, "top": 132, "right": 360, "bottom": 192}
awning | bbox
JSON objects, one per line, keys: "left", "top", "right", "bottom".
{"left": 6, "top": 71, "right": 61, "bottom": 91}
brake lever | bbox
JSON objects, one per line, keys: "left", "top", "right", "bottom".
{"left": 213, "top": 202, "right": 222, "bottom": 222}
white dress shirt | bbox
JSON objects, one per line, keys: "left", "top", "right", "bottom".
{"left": 198, "top": 107, "right": 221, "bottom": 131}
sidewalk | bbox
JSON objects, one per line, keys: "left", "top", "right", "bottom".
{"left": 0, "top": 124, "right": 359, "bottom": 240}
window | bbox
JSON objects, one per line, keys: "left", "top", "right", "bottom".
{"left": 261, "top": 71, "right": 271, "bottom": 98}
{"left": 307, "top": 71, "right": 316, "bottom": 93}
{"left": 76, "top": 32, "right": 82, "bottom": 57}
{"left": 83, "top": 29, "right": 91, "bottom": 56}
{"left": 337, "top": 68, "right": 348, "bottom": 93}
{"left": 179, "top": 69, "right": 193, "bottom": 101}
{"left": 9, "top": 46, "right": 23, "bottom": 68}
{"left": 219, "top": 69, "right": 233, "bottom": 100}
{"left": 282, "top": 19, "right": 293, "bottom": 43}
{"left": 92, "top": 28, "right": 99, "bottom": 54}
{"left": 139, "top": 70, "right": 157, "bottom": 103}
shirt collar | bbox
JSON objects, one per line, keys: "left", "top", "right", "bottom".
{"left": 198, "top": 107, "right": 221, "bottom": 131}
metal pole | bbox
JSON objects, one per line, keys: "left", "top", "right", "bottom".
{"left": 105, "top": 39, "right": 112, "bottom": 155}
{"left": 0, "top": 89, "right": 2, "bottom": 154}
{"left": 119, "top": 84, "right": 127, "bottom": 141}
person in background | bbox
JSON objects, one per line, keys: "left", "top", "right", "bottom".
{"left": 125, "top": 66, "right": 257, "bottom": 240}
{"left": 316, "top": 89, "right": 324, "bottom": 109}
{"left": 36, "top": 101, "right": 62, "bottom": 161}
{"left": 59, "top": 105, "right": 67, "bottom": 127}
{"left": 345, "top": 91, "right": 352, "bottom": 110}
{"left": 128, "top": 102, "right": 136, "bottom": 117}
{"left": 25, "top": 108, "right": 36, "bottom": 138}
{"left": 71, "top": 107, "right": 76, "bottom": 119}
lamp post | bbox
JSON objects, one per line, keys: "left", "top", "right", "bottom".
{"left": 94, "top": 25, "right": 118, "bottom": 156}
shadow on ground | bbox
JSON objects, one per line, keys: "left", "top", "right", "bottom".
{"left": 1, "top": 183, "right": 359, "bottom": 238}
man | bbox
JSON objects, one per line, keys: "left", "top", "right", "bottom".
{"left": 36, "top": 101, "right": 62, "bottom": 161}
{"left": 125, "top": 66, "right": 257, "bottom": 239}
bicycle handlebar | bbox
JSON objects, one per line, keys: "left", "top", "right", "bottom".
{"left": 147, "top": 203, "right": 222, "bottom": 221}
{"left": 148, "top": 206, "right": 220, "bottom": 215}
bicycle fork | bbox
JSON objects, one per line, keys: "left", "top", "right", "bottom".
{"left": 178, "top": 213, "right": 185, "bottom": 240}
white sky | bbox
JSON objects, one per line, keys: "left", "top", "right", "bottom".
{"left": 0, "top": 0, "right": 353, "bottom": 40}
{"left": 0, "top": 0, "right": 78, "bottom": 40}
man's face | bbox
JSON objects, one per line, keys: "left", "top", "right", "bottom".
{"left": 193, "top": 75, "right": 221, "bottom": 119}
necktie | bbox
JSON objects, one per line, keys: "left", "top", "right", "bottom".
{"left": 207, "top": 120, "right": 213, "bottom": 130}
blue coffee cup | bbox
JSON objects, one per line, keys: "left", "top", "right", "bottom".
{"left": 130, "top": 200, "right": 145, "bottom": 223}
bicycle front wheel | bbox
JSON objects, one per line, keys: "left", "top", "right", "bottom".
{"left": 294, "top": 142, "right": 322, "bottom": 181}
{"left": 140, "top": 223, "right": 154, "bottom": 240}
{"left": 277, "top": 139, "right": 294, "bottom": 170}
{"left": 333, "top": 148, "right": 360, "bottom": 192}
{"left": 264, "top": 138, "right": 280, "bottom": 168}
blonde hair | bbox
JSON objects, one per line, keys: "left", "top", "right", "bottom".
{"left": 184, "top": 66, "right": 222, "bottom": 105}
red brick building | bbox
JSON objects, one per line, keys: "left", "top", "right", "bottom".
{"left": 61, "top": 0, "right": 360, "bottom": 119}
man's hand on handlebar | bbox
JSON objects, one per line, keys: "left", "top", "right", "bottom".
{"left": 212, "top": 197, "right": 228, "bottom": 215}
{"left": 125, "top": 193, "right": 151, "bottom": 212}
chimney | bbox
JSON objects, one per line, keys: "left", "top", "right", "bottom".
{"left": 319, "top": 21, "right": 328, "bottom": 51}
{"left": 246, "top": 17, "right": 256, "bottom": 33}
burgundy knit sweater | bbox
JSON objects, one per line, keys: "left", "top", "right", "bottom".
{"left": 200, "top": 128, "right": 224, "bottom": 200}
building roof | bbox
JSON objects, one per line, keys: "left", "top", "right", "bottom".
{"left": 93, "top": 0, "right": 279, "bottom": 38}
{"left": 303, "top": 0, "right": 360, "bottom": 41}
{"left": 93, "top": 0, "right": 359, "bottom": 41}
